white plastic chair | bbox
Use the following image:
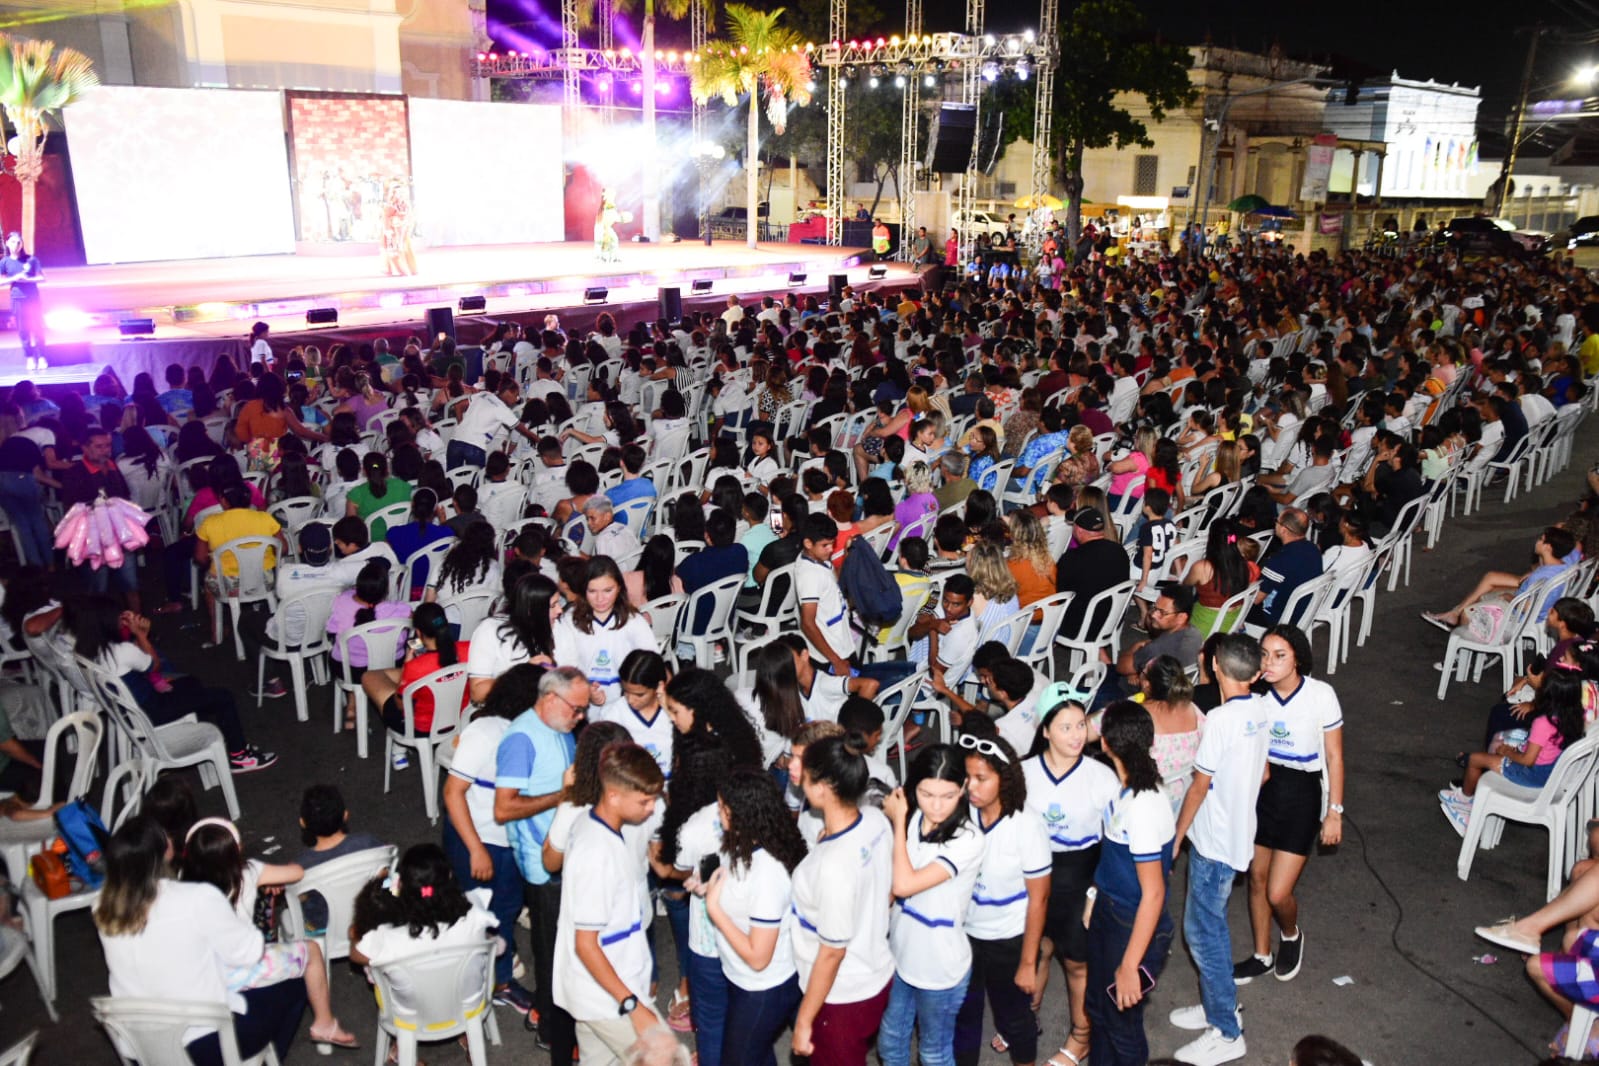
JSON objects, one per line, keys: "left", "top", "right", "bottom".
{"left": 0, "top": 710, "right": 102, "bottom": 900}
{"left": 642, "top": 593, "right": 687, "bottom": 670}
{"left": 1014, "top": 591, "right": 1074, "bottom": 679}
{"left": 79, "top": 655, "right": 239, "bottom": 818}
{"left": 401, "top": 539, "right": 455, "bottom": 599}
{"left": 254, "top": 590, "right": 335, "bottom": 723}
{"left": 366, "top": 500, "right": 413, "bottom": 542}
{"left": 0, "top": 1032, "right": 35, "bottom": 1066}
{"left": 863, "top": 574, "right": 932, "bottom": 665}
{"left": 733, "top": 563, "right": 800, "bottom": 673}
{"left": 614, "top": 495, "right": 655, "bottom": 532}
{"left": 384, "top": 665, "right": 470, "bottom": 824}
{"left": 1436, "top": 584, "right": 1542, "bottom": 701}
{"left": 1457, "top": 732, "right": 1599, "bottom": 901}
{"left": 280, "top": 845, "right": 399, "bottom": 985}
{"left": 207, "top": 535, "right": 279, "bottom": 660}
{"left": 1484, "top": 432, "right": 1538, "bottom": 504}
{"left": 92, "top": 997, "right": 280, "bottom": 1066}
{"left": 677, "top": 574, "right": 745, "bottom": 669}
{"left": 333, "top": 619, "right": 411, "bottom": 759}
{"left": 878, "top": 669, "right": 930, "bottom": 781}
{"left": 1054, "top": 581, "right": 1135, "bottom": 678}
{"left": 369, "top": 942, "right": 504, "bottom": 1066}
{"left": 268, "top": 496, "right": 320, "bottom": 536}
{"left": 439, "top": 590, "right": 497, "bottom": 638}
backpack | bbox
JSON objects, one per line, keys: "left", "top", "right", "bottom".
{"left": 840, "top": 536, "right": 902, "bottom": 627}
{"left": 53, "top": 798, "right": 109, "bottom": 889}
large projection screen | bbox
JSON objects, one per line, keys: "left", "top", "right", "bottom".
{"left": 65, "top": 86, "right": 295, "bottom": 264}
{"left": 407, "top": 100, "right": 564, "bottom": 246}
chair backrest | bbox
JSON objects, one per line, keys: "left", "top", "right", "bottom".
{"left": 682, "top": 573, "right": 744, "bottom": 639}
{"left": 279, "top": 844, "right": 399, "bottom": 963}
{"left": 440, "top": 590, "right": 496, "bottom": 637}
{"left": 745, "top": 562, "right": 799, "bottom": 622}
{"left": 859, "top": 522, "right": 896, "bottom": 561}
{"left": 877, "top": 669, "right": 930, "bottom": 780}
{"left": 271, "top": 589, "right": 337, "bottom": 653}
{"left": 1527, "top": 731, "right": 1599, "bottom": 814}
{"left": 269, "top": 496, "right": 321, "bottom": 532}
{"left": 402, "top": 538, "right": 454, "bottom": 594}
{"left": 1277, "top": 570, "right": 1339, "bottom": 629}
{"left": 91, "top": 997, "right": 250, "bottom": 1066}
{"left": 614, "top": 496, "right": 655, "bottom": 532}
{"left": 77, "top": 655, "right": 182, "bottom": 765}
{"left": 400, "top": 665, "right": 470, "bottom": 744}
{"left": 642, "top": 593, "right": 687, "bottom": 649}
{"left": 210, "top": 535, "right": 277, "bottom": 600}
{"left": 1205, "top": 580, "right": 1259, "bottom": 638}
{"left": 1061, "top": 580, "right": 1135, "bottom": 647}
{"left": 980, "top": 606, "right": 1033, "bottom": 656}
{"left": 0, "top": 1031, "right": 35, "bottom": 1066}
{"left": 334, "top": 619, "right": 410, "bottom": 679}
{"left": 35, "top": 710, "right": 103, "bottom": 810}
{"left": 366, "top": 501, "right": 412, "bottom": 541}
{"left": 370, "top": 941, "right": 497, "bottom": 1041}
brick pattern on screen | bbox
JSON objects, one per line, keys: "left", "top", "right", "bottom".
{"left": 288, "top": 94, "right": 412, "bottom": 243}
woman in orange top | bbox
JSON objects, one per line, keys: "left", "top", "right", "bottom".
{"left": 233, "top": 373, "right": 327, "bottom": 447}
{"left": 1006, "top": 509, "right": 1058, "bottom": 611}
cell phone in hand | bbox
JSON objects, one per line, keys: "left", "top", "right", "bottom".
{"left": 698, "top": 854, "right": 721, "bottom": 883}
{"left": 1106, "top": 965, "right": 1157, "bottom": 1002}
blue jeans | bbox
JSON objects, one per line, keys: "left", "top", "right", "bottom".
{"left": 446, "top": 439, "right": 487, "bottom": 470}
{"left": 856, "top": 659, "right": 918, "bottom": 689}
{"left": 87, "top": 552, "right": 138, "bottom": 595}
{"left": 0, "top": 471, "right": 50, "bottom": 567}
{"left": 686, "top": 950, "right": 729, "bottom": 1066}
{"left": 879, "top": 969, "right": 972, "bottom": 1066}
{"left": 1183, "top": 849, "right": 1242, "bottom": 1039}
{"left": 721, "top": 975, "right": 800, "bottom": 1066}
{"left": 441, "top": 818, "right": 524, "bottom": 986}
{"left": 1086, "top": 891, "right": 1173, "bottom": 1066}
{"left": 650, "top": 879, "right": 691, "bottom": 986}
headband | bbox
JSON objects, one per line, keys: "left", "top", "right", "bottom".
{"left": 185, "top": 817, "right": 241, "bottom": 848}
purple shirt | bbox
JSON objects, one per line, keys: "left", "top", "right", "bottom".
{"left": 890, "top": 493, "right": 939, "bottom": 549}
{"left": 327, "top": 594, "right": 411, "bottom": 666}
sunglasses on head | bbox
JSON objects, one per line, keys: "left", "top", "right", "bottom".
{"left": 956, "top": 732, "right": 1011, "bottom": 764}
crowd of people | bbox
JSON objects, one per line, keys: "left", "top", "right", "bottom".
{"left": 0, "top": 232, "right": 1593, "bottom": 1065}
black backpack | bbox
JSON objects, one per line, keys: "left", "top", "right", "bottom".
{"left": 840, "top": 536, "right": 902, "bottom": 627}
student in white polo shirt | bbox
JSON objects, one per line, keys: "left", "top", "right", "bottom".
{"left": 878, "top": 744, "right": 987, "bottom": 1066}
{"left": 602, "top": 649, "right": 675, "bottom": 779}
{"left": 701, "top": 769, "right": 812, "bottom": 1064}
{"left": 1169, "top": 634, "right": 1270, "bottom": 1066}
{"left": 1233, "top": 624, "right": 1344, "bottom": 988}
{"left": 779, "top": 633, "right": 880, "bottom": 725}
{"left": 951, "top": 731, "right": 1050, "bottom": 1066}
{"left": 551, "top": 742, "right": 666, "bottom": 1066}
{"left": 786, "top": 732, "right": 895, "bottom": 1065}
{"left": 448, "top": 375, "right": 538, "bottom": 470}
{"left": 795, "top": 514, "right": 855, "bottom": 677}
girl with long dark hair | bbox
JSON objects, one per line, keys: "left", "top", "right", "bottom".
{"left": 1182, "top": 518, "right": 1258, "bottom": 636}
{"left": 359, "top": 601, "right": 470, "bottom": 763}
{"left": 1085, "top": 702, "right": 1176, "bottom": 1066}
{"left": 464, "top": 571, "right": 558, "bottom": 703}
{"left": 880, "top": 744, "right": 983, "bottom": 1066}
{"left": 428, "top": 520, "right": 502, "bottom": 602}
{"left": 385, "top": 487, "right": 455, "bottom": 597}
{"left": 952, "top": 732, "right": 1049, "bottom": 1066}
{"left": 553, "top": 555, "right": 655, "bottom": 717}
{"left": 326, "top": 559, "right": 410, "bottom": 729}
{"left": 603, "top": 649, "right": 674, "bottom": 778}
{"left": 745, "top": 641, "right": 807, "bottom": 773}
{"left": 346, "top": 452, "right": 412, "bottom": 539}
{"left": 349, "top": 842, "right": 499, "bottom": 973}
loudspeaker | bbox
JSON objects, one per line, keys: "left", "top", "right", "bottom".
{"left": 829, "top": 273, "right": 848, "bottom": 300}
{"left": 925, "top": 103, "right": 978, "bottom": 173}
{"left": 425, "top": 306, "right": 455, "bottom": 342}
{"left": 978, "top": 107, "right": 1004, "bottom": 175}
{"left": 659, "top": 286, "right": 682, "bottom": 323}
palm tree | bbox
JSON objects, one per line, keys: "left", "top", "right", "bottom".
{"left": 0, "top": 37, "right": 97, "bottom": 253}
{"left": 689, "top": 5, "right": 810, "bottom": 249}
{"left": 573, "top": 0, "right": 693, "bottom": 241}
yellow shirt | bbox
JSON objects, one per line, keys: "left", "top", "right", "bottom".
{"left": 1580, "top": 333, "right": 1599, "bottom": 376}
{"left": 197, "top": 508, "right": 281, "bottom": 578}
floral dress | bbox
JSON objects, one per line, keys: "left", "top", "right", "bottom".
{"left": 1151, "top": 708, "right": 1206, "bottom": 815}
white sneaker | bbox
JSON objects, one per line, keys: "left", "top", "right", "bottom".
{"left": 1169, "top": 1004, "right": 1210, "bottom": 1031}
{"left": 1174, "top": 1027, "right": 1247, "bottom": 1066}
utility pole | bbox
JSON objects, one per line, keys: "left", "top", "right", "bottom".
{"left": 1495, "top": 25, "right": 1543, "bottom": 218}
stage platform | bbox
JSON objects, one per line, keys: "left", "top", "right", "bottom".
{"left": 3, "top": 240, "right": 913, "bottom": 388}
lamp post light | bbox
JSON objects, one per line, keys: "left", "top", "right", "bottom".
{"left": 692, "top": 140, "right": 726, "bottom": 247}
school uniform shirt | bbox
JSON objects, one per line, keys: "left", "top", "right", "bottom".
{"left": 1094, "top": 787, "right": 1177, "bottom": 911}
{"left": 553, "top": 811, "right": 654, "bottom": 1022}
{"left": 467, "top": 616, "right": 536, "bottom": 680}
{"left": 546, "top": 800, "right": 660, "bottom": 874}
{"left": 356, "top": 892, "right": 500, "bottom": 999}
{"left": 747, "top": 455, "right": 782, "bottom": 488}
{"left": 787, "top": 806, "right": 895, "bottom": 1004}
{"left": 455, "top": 392, "right": 521, "bottom": 453}
{"left": 796, "top": 555, "right": 854, "bottom": 664}
{"left": 1022, "top": 753, "right": 1120, "bottom": 853}
{"left": 1262, "top": 676, "right": 1342, "bottom": 774}
{"left": 446, "top": 716, "right": 512, "bottom": 848}
{"left": 553, "top": 612, "right": 657, "bottom": 715}
{"left": 714, "top": 847, "right": 799, "bottom": 990}
{"left": 592, "top": 520, "right": 642, "bottom": 564}
{"left": 597, "top": 701, "right": 675, "bottom": 778}
{"left": 797, "top": 669, "right": 852, "bottom": 724}
{"left": 965, "top": 806, "right": 1051, "bottom": 941}
{"left": 910, "top": 609, "right": 979, "bottom": 684}
{"left": 1188, "top": 693, "right": 1270, "bottom": 871}
{"left": 478, "top": 479, "right": 526, "bottom": 534}
{"left": 890, "top": 812, "right": 986, "bottom": 990}
{"left": 993, "top": 696, "right": 1040, "bottom": 758}
{"left": 671, "top": 803, "right": 725, "bottom": 960}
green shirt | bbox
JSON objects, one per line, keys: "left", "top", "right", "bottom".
{"left": 348, "top": 479, "right": 413, "bottom": 539}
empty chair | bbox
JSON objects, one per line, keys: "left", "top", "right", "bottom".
{"left": 1054, "top": 581, "right": 1136, "bottom": 678}
{"left": 676, "top": 574, "right": 745, "bottom": 669}
{"left": 332, "top": 619, "right": 411, "bottom": 760}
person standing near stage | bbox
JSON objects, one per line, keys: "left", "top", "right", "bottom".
{"left": 1, "top": 233, "right": 43, "bottom": 368}
{"left": 873, "top": 218, "right": 892, "bottom": 262}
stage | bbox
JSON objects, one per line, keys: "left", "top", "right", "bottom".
{"left": 6, "top": 240, "right": 912, "bottom": 388}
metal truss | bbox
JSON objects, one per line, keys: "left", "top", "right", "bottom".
{"left": 474, "top": 49, "right": 698, "bottom": 78}
{"left": 1026, "top": 0, "right": 1057, "bottom": 256}
{"left": 824, "top": 0, "right": 848, "bottom": 245}
{"left": 896, "top": 0, "right": 923, "bottom": 260}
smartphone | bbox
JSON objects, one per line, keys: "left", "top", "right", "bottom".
{"left": 1106, "top": 966, "right": 1157, "bottom": 1002}
{"left": 698, "top": 853, "right": 721, "bottom": 883}
{"left": 769, "top": 508, "right": 784, "bottom": 535}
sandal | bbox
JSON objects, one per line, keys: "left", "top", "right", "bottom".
{"left": 1045, "top": 1024, "right": 1091, "bottom": 1066}
{"left": 309, "top": 1021, "right": 359, "bottom": 1049}
{"left": 667, "top": 988, "right": 693, "bottom": 1033}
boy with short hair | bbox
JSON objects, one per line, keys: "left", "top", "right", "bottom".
{"left": 1133, "top": 486, "right": 1178, "bottom": 616}
{"left": 479, "top": 451, "right": 525, "bottom": 534}
{"left": 445, "top": 484, "right": 482, "bottom": 536}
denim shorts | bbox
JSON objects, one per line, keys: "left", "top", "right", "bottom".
{"left": 1502, "top": 757, "right": 1555, "bottom": 788}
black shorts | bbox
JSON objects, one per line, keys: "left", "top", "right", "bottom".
{"left": 1044, "top": 847, "right": 1099, "bottom": 962}
{"left": 1254, "top": 765, "right": 1323, "bottom": 856}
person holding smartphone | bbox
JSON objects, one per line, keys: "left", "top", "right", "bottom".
{"left": 1086, "top": 702, "right": 1176, "bottom": 1066}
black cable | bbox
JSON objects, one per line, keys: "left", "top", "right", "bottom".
{"left": 1342, "top": 812, "right": 1543, "bottom": 1060}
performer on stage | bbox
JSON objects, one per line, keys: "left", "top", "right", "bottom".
{"left": 595, "top": 190, "right": 621, "bottom": 263}
{"left": 380, "top": 180, "right": 418, "bottom": 277}
{"left": 0, "top": 233, "right": 43, "bottom": 369}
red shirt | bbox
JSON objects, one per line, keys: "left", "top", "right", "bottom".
{"left": 399, "top": 641, "right": 471, "bottom": 733}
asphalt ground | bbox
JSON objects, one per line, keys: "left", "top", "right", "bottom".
{"left": 1, "top": 445, "right": 1591, "bottom": 1065}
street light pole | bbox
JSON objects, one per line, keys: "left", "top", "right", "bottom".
{"left": 1495, "top": 25, "right": 1544, "bottom": 218}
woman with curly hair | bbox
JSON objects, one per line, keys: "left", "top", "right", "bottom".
{"left": 953, "top": 732, "right": 1049, "bottom": 1066}
{"left": 703, "top": 768, "right": 811, "bottom": 1065}
{"left": 1007, "top": 509, "right": 1057, "bottom": 610}
{"left": 428, "top": 520, "right": 503, "bottom": 603}
{"left": 1053, "top": 425, "right": 1101, "bottom": 491}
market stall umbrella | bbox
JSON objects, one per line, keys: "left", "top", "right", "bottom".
{"left": 1254, "top": 204, "right": 1298, "bottom": 218}
{"left": 1014, "top": 194, "right": 1065, "bottom": 210}
{"left": 1226, "top": 194, "right": 1270, "bottom": 213}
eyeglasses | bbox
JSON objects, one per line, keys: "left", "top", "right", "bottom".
{"left": 956, "top": 732, "right": 1012, "bottom": 764}
{"left": 549, "top": 688, "right": 588, "bottom": 717}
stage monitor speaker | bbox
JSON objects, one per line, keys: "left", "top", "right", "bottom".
{"left": 868, "top": 265, "right": 888, "bottom": 280}
{"left": 458, "top": 295, "right": 486, "bottom": 313}
{"left": 306, "top": 307, "right": 338, "bottom": 325}
{"left": 690, "top": 279, "right": 714, "bottom": 295}
{"left": 829, "top": 273, "right": 847, "bottom": 300}
{"left": 118, "top": 319, "right": 155, "bottom": 337}
{"left": 925, "top": 103, "right": 978, "bottom": 174}
{"left": 659, "top": 286, "right": 682, "bottom": 323}
{"left": 584, "top": 287, "right": 609, "bottom": 304}
{"left": 788, "top": 272, "right": 807, "bottom": 285}
{"left": 426, "top": 306, "right": 455, "bottom": 342}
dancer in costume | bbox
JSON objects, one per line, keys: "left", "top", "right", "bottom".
{"left": 380, "top": 180, "right": 417, "bottom": 276}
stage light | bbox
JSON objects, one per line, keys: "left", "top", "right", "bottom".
{"left": 458, "top": 295, "right": 487, "bottom": 313}
{"left": 1016, "top": 60, "right": 1030, "bottom": 80}
{"left": 378, "top": 292, "right": 406, "bottom": 310}
{"left": 118, "top": 318, "right": 155, "bottom": 337}
{"left": 894, "top": 75, "right": 905, "bottom": 88}
{"left": 868, "top": 265, "right": 888, "bottom": 279}
{"left": 789, "top": 272, "right": 808, "bottom": 285}
{"left": 923, "top": 73, "right": 936, "bottom": 87}
{"left": 1024, "top": 28, "right": 1036, "bottom": 42}
{"left": 981, "top": 62, "right": 999, "bottom": 82}
{"left": 43, "top": 307, "right": 92, "bottom": 334}
{"left": 306, "top": 307, "right": 339, "bottom": 325}
{"left": 806, "top": 80, "right": 816, "bottom": 92}
{"left": 597, "top": 77, "right": 612, "bottom": 92}
{"left": 869, "top": 76, "right": 879, "bottom": 88}
{"left": 584, "top": 287, "right": 609, "bottom": 304}
{"left": 691, "top": 279, "right": 714, "bottom": 294}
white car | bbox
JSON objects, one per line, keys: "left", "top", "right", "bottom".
{"left": 950, "top": 210, "right": 1009, "bottom": 243}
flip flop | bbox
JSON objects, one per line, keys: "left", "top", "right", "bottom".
{"left": 1419, "top": 611, "right": 1453, "bottom": 631}
{"left": 309, "top": 1021, "right": 360, "bottom": 1050}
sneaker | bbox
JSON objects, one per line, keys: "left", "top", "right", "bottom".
{"left": 1169, "top": 1005, "right": 1211, "bottom": 1031}
{"left": 1275, "top": 930, "right": 1304, "bottom": 981}
{"left": 1438, "top": 785, "right": 1468, "bottom": 807}
{"left": 1174, "top": 1028, "right": 1247, "bottom": 1066}
{"left": 392, "top": 749, "right": 410, "bottom": 771}
{"left": 1440, "top": 798, "right": 1470, "bottom": 837}
{"left": 1232, "top": 954, "right": 1273, "bottom": 985}
{"left": 256, "top": 677, "right": 288, "bottom": 699}
{"left": 493, "top": 980, "right": 536, "bottom": 1015}
{"left": 229, "top": 745, "right": 278, "bottom": 773}
{"left": 1474, "top": 917, "right": 1538, "bottom": 955}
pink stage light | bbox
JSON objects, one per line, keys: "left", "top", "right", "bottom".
{"left": 597, "top": 77, "right": 612, "bottom": 92}
{"left": 378, "top": 292, "right": 406, "bottom": 310}
{"left": 44, "top": 307, "right": 93, "bottom": 334}
{"left": 631, "top": 80, "right": 643, "bottom": 95}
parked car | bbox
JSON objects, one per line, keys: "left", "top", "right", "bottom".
{"left": 950, "top": 209, "right": 1008, "bottom": 244}
{"left": 709, "top": 202, "right": 769, "bottom": 239}
{"left": 1442, "top": 216, "right": 1544, "bottom": 257}
{"left": 1554, "top": 215, "right": 1599, "bottom": 250}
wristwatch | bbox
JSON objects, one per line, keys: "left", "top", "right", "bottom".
{"left": 1328, "top": 803, "right": 1345, "bottom": 815}
{"left": 617, "top": 994, "right": 639, "bottom": 1016}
